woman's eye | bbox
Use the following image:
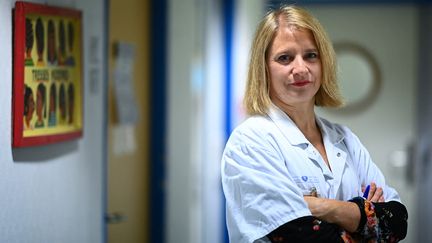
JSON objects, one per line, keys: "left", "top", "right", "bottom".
{"left": 305, "top": 52, "right": 318, "bottom": 59}
{"left": 276, "top": 55, "right": 291, "bottom": 63}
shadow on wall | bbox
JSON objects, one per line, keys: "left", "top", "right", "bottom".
{"left": 12, "top": 140, "right": 79, "bottom": 162}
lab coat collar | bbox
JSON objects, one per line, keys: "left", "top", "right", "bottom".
{"left": 267, "top": 104, "right": 345, "bottom": 146}
{"left": 267, "top": 104, "right": 309, "bottom": 146}
{"left": 315, "top": 116, "right": 345, "bottom": 145}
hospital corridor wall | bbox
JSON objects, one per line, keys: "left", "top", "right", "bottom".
{"left": 0, "top": 0, "right": 108, "bottom": 242}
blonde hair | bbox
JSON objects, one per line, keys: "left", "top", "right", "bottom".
{"left": 243, "top": 5, "right": 344, "bottom": 116}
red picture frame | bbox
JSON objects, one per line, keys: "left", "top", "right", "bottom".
{"left": 13, "top": 1, "right": 83, "bottom": 147}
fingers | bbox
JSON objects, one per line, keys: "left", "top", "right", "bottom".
{"left": 367, "top": 182, "right": 384, "bottom": 203}
{"left": 371, "top": 187, "right": 384, "bottom": 202}
{"left": 366, "top": 183, "right": 376, "bottom": 200}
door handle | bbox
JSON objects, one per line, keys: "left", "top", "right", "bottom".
{"left": 105, "top": 212, "right": 128, "bottom": 224}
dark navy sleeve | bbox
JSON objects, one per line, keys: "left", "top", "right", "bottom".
{"left": 267, "top": 216, "right": 345, "bottom": 243}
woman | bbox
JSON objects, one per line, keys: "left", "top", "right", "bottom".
{"left": 59, "top": 83, "right": 67, "bottom": 124}
{"left": 47, "top": 19, "right": 58, "bottom": 66}
{"left": 35, "top": 17, "right": 45, "bottom": 66}
{"left": 25, "top": 18, "right": 34, "bottom": 66}
{"left": 23, "top": 85, "right": 35, "bottom": 130}
{"left": 221, "top": 5, "right": 407, "bottom": 243}
{"left": 48, "top": 83, "right": 57, "bottom": 127}
{"left": 35, "top": 83, "right": 46, "bottom": 128}
{"left": 67, "top": 83, "right": 74, "bottom": 124}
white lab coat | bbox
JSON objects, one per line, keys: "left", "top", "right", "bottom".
{"left": 221, "top": 105, "right": 400, "bottom": 243}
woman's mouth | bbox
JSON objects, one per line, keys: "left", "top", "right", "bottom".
{"left": 291, "top": 81, "right": 311, "bottom": 87}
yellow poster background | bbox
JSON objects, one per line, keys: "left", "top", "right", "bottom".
{"left": 23, "top": 14, "right": 82, "bottom": 137}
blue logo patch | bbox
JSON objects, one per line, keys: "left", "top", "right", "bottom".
{"left": 301, "top": 176, "right": 308, "bottom": 182}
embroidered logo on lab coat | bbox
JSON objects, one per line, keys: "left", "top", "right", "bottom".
{"left": 293, "top": 175, "right": 321, "bottom": 197}
{"left": 294, "top": 175, "right": 318, "bottom": 184}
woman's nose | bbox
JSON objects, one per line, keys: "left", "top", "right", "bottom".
{"left": 292, "top": 57, "right": 308, "bottom": 75}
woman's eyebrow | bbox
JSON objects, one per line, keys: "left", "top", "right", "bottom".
{"left": 304, "top": 48, "right": 318, "bottom": 53}
{"left": 273, "top": 49, "right": 294, "bottom": 56}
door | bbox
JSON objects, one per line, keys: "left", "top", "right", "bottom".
{"left": 107, "top": 0, "right": 150, "bottom": 242}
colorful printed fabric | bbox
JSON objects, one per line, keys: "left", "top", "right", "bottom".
{"left": 267, "top": 198, "right": 407, "bottom": 243}
{"left": 344, "top": 197, "right": 408, "bottom": 243}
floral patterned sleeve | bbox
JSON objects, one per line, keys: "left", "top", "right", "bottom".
{"left": 267, "top": 198, "right": 407, "bottom": 243}
{"left": 344, "top": 197, "right": 408, "bottom": 243}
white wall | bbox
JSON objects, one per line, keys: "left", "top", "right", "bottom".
{"left": 415, "top": 6, "right": 432, "bottom": 243}
{"left": 310, "top": 5, "right": 418, "bottom": 243}
{"left": 0, "top": 0, "right": 107, "bottom": 242}
{"left": 202, "top": 1, "right": 224, "bottom": 243}
{"left": 231, "top": 0, "right": 264, "bottom": 127}
{"left": 167, "top": 1, "right": 225, "bottom": 243}
{"left": 166, "top": 0, "right": 198, "bottom": 242}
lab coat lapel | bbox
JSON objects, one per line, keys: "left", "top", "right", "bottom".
{"left": 316, "top": 117, "right": 347, "bottom": 198}
{"left": 268, "top": 106, "right": 350, "bottom": 198}
{"left": 268, "top": 106, "right": 330, "bottom": 174}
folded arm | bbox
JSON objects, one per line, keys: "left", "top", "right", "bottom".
{"left": 304, "top": 196, "right": 361, "bottom": 233}
{"left": 267, "top": 183, "right": 408, "bottom": 243}
{"left": 304, "top": 182, "right": 385, "bottom": 232}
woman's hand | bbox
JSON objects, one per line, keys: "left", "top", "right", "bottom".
{"left": 304, "top": 196, "right": 360, "bottom": 233}
{"left": 303, "top": 196, "right": 326, "bottom": 218}
{"left": 363, "top": 182, "right": 385, "bottom": 202}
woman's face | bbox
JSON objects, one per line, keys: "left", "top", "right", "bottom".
{"left": 266, "top": 25, "right": 322, "bottom": 109}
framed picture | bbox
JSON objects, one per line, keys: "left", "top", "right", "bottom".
{"left": 12, "top": 1, "right": 83, "bottom": 147}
